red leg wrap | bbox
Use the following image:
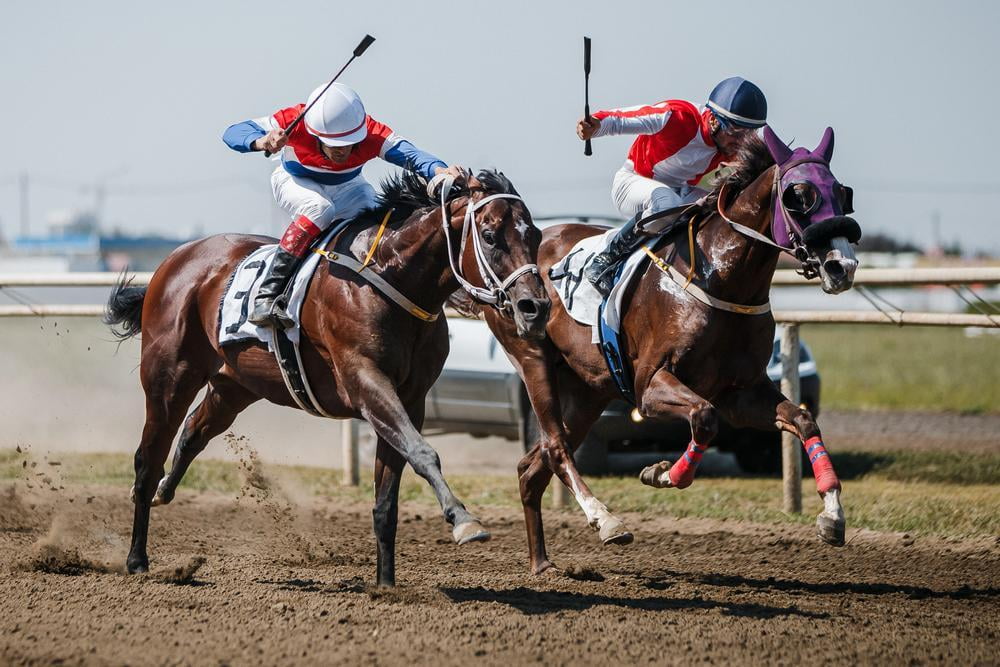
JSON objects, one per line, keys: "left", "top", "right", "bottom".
{"left": 280, "top": 215, "right": 322, "bottom": 258}
{"left": 668, "top": 441, "right": 708, "bottom": 489}
{"left": 803, "top": 436, "right": 841, "bottom": 493}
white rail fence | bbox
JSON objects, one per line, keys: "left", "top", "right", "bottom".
{"left": 2, "top": 268, "right": 999, "bottom": 511}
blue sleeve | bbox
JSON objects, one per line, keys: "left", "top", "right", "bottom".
{"left": 383, "top": 140, "right": 447, "bottom": 180}
{"left": 222, "top": 120, "right": 267, "bottom": 153}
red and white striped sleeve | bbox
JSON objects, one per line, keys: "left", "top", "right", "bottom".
{"left": 591, "top": 101, "right": 672, "bottom": 137}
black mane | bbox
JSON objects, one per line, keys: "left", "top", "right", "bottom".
{"left": 700, "top": 133, "right": 776, "bottom": 211}
{"left": 355, "top": 169, "right": 519, "bottom": 226}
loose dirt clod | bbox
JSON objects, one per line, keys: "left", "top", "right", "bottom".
{"left": 562, "top": 564, "right": 605, "bottom": 581}
{"left": 158, "top": 556, "right": 207, "bottom": 584}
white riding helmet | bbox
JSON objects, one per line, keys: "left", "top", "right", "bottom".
{"left": 303, "top": 83, "right": 368, "bottom": 146}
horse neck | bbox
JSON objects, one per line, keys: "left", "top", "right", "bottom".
{"left": 364, "top": 197, "right": 472, "bottom": 310}
{"left": 692, "top": 168, "right": 780, "bottom": 305}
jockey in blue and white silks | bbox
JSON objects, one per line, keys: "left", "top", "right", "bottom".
{"left": 223, "top": 82, "right": 465, "bottom": 326}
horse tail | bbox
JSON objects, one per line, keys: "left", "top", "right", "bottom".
{"left": 103, "top": 272, "right": 146, "bottom": 340}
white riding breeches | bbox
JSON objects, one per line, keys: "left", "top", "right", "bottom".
{"left": 271, "top": 167, "right": 378, "bottom": 231}
{"left": 611, "top": 167, "right": 706, "bottom": 219}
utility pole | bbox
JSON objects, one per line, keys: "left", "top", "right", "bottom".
{"left": 19, "top": 171, "right": 29, "bottom": 238}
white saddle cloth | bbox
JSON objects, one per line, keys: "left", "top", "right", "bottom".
{"left": 217, "top": 228, "right": 336, "bottom": 349}
{"left": 549, "top": 229, "right": 650, "bottom": 343}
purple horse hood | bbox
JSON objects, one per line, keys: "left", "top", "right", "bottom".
{"left": 762, "top": 126, "right": 850, "bottom": 249}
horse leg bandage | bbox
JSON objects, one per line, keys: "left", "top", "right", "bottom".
{"left": 280, "top": 215, "right": 323, "bottom": 257}
{"left": 668, "top": 440, "right": 708, "bottom": 489}
{"left": 803, "top": 436, "right": 840, "bottom": 494}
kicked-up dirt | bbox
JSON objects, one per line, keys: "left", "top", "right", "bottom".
{"left": 1, "top": 480, "right": 998, "bottom": 666}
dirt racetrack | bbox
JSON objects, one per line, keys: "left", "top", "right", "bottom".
{"left": 2, "top": 481, "right": 998, "bottom": 666}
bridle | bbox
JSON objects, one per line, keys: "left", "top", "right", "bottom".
{"left": 432, "top": 173, "right": 540, "bottom": 315}
{"left": 715, "top": 157, "right": 835, "bottom": 279}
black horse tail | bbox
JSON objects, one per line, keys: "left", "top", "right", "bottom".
{"left": 103, "top": 272, "right": 147, "bottom": 340}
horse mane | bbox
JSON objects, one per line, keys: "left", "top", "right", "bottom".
{"left": 699, "top": 133, "right": 776, "bottom": 211}
{"left": 355, "top": 168, "right": 519, "bottom": 226}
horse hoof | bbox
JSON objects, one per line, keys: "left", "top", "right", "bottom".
{"left": 599, "top": 517, "right": 634, "bottom": 546}
{"left": 126, "top": 557, "right": 149, "bottom": 574}
{"left": 453, "top": 521, "right": 491, "bottom": 546}
{"left": 531, "top": 559, "right": 557, "bottom": 576}
{"left": 639, "top": 462, "right": 673, "bottom": 488}
{"left": 151, "top": 479, "right": 173, "bottom": 507}
{"left": 816, "top": 513, "right": 846, "bottom": 547}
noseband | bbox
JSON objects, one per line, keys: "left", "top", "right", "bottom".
{"left": 434, "top": 174, "right": 539, "bottom": 315}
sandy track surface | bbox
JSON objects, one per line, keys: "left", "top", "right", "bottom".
{"left": 2, "top": 482, "right": 998, "bottom": 666}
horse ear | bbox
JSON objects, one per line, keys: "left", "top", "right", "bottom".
{"left": 763, "top": 126, "right": 793, "bottom": 165}
{"left": 815, "top": 126, "right": 835, "bottom": 162}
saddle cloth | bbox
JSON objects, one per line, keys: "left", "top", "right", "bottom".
{"left": 549, "top": 228, "right": 651, "bottom": 343}
{"left": 217, "top": 225, "right": 341, "bottom": 349}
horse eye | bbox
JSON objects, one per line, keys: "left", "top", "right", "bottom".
{"left": 782, "top": 183, "right": 818, "bottom": 214}
{"left": 482, "top": 229, "right": 497, "bottom": 246}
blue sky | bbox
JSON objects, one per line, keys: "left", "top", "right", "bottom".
{"left": 1, "top": 0, "right": 998, "bottom": 252}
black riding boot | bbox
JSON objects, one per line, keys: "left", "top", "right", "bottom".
{"left": 584, "top": 212, "right": 645, "bottom": 296}
{"left": 248, "top": 247, "right": 304, "bottom": 327}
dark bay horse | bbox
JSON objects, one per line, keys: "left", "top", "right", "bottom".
{"left": 464, "top": 128, "right": 860, "bottom": 573}
{"left": 105, "top": 170, "right": 550, "bottom": 585}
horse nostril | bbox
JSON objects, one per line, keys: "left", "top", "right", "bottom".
{"left": 517, "top": 298, "right": 550, "bottom": 321}
{"left": 516, "top": 299, "right": 538, "bottom": 316}
{"left": 823, "top": 260, "right": 846, "bottom": 281}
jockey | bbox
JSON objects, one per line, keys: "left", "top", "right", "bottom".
{"left": 223, "top": 83, "right": 465, "bottom": 325}
{"left": 577, "top": 76, "right": 768, "bottom": 295}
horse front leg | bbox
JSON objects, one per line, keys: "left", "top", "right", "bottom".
{"left": 715, "top": 380, "right": 845, "bottom": 546}
{"left": 372, "top": 438, "right": 404, "bottom": 587}
{"left": 517, "top": 346, "right": 632, "bottom": 548}
{"left": 635, "top": 367, "right": 719, "bottom": 490}
{"left": 353, "top": 369, "right": 489, "bottom": 545}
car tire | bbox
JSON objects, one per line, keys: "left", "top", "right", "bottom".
{"left": 731, "top": 431, "right": 782, "bottom": 475}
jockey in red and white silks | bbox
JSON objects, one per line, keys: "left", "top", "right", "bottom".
{"left": 224, "top": 82, "right": 465, "bottom": 325}
{"left": 577, "top": 77, "right": 769, "bottom": 295}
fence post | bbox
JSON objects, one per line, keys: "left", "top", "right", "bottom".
{"left": 780, "top": 324, "right": 802, "bottom": 513}
{"left": 551, "top": 480, "right": 566, "bottom": 508}
{"left": 341, "top": 419, "right": 360, "bottom": 486}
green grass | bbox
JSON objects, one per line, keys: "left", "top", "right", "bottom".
{"left": 802, "top": 324, "right": 1000, "bottom": 413}
{"left": 3, "top": 448, "right": 999, "bottom": 540}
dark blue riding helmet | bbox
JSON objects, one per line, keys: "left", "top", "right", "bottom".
{"left": 707, "top": 77, "right": 767, "bottom": 129}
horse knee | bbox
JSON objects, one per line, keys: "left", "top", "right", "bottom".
{"left": 689, "top": 403, "right": 718, "bottom": 444}
{"left": 791, "top": 407, "right": 820, "bottom": 440}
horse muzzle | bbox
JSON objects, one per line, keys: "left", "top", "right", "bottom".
{"left": 817, "top": 236, "right": 858, "bottom": 294}
{"left": 512, "top": 296, "right": 551, "bottom": 340}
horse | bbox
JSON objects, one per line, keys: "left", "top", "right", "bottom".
{"left": 461, "top": 127, "right": 860, "bottom": 573}
{"left": 104, "top": 170, "right": 551, "bottom": 586}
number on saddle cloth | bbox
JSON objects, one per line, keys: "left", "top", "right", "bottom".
{"left": 225, "top": 260, "right": 267, "bottom": 335}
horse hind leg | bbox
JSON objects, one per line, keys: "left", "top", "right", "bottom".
{"left": 153, "top": 374, "right": 258, "bottom": 507}
{"left": 128, "top": 363, "right": 208, "bottom": 574}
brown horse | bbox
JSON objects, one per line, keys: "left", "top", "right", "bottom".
{"left": 104, "top": 170, "right": 550, "bottom": 585}
{"left": 462, "top": 128, "right": 860, "bottom": 573}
